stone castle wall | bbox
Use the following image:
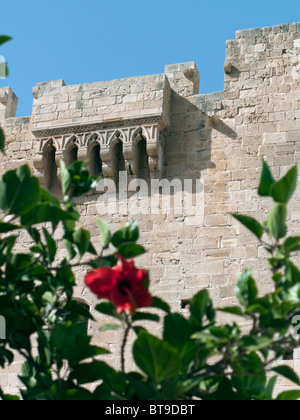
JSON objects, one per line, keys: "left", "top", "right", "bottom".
{"left": 1, "top": 22, "right": 300, "bottom": 394}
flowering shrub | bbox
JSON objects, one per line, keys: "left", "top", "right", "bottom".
{"left": 1, "top": 35, "right": 300, "bottom": 400}
{"left": 0, "top": 157, "right": 299, "bottom": 400}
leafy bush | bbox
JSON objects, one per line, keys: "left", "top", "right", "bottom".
{"left": 1, "top": 35, "right": 300, "bottom": 401}
{"left": 0, "top": 155, "right": 298, "bottom": 400}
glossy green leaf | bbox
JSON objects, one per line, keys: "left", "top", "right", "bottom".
{"left": 282, "top": 237, "right": 300, "bottom": 253}
{"left": 267, "top": 204, "right": 287, "bottom": 240}
{"left": 21, "top": 203, "right": 78, "bottom": 226}
{"left": 0, "top": 165, "right": 40, "bottom": 216}
{"left": 0, "top": 36, "right": 12, "bottom": 46}
{"left": 151, "top": 297, "right": 171, "bottom": 314}
{"left": 258, "top": 160, "right": 275, "bottom": 197}
{"left": 73, "top": 228, "right": 91, "bottom": 257}
{"left": 163, "top": 313, "right": 196, "bottom": 360}
{"left": 132, "top": 312, "right": 160, "bottom": 323}
{"left": 111, "top": 221, "right": 139, "bottom": 248}
{"left": 232, "top": 214, "right": 264, "bottom": 239}
{"left": 235, "top": 269, "right": 258, "bottom": 307}
{"left": 239, "top": 336, "right": 273, "bottom": 352}
{"left": 265, "top": 376, "right": 278, "bottom": 400}
{"left": 117, "top": 243, "right": 146, "bottom": 259}
{"left": 0, "top": 223, "right": 21, "bottom": 233}
{"left": 133, "top": 331, "right": 182, "bottom": 383}
{"left": 97, "top": 219, "right": 111, "bottom": 249}
{"left": 71, "top": 361, "right": 126, "bottom": 393}
{"left": 99, "top": 324, "right": 121, "bottom": 332}
{"left": 277, "top": 390, "right": 300, "bottom": 401}
{"left": 43, "top": 228, "right": 56, "bottom": 263}
{"left": 272, "top": 365, "right": 300, "bottom": 386}
{"left": 217, "top": 306, "right": 245, "bottom": 317}
{"left": 95, "top": 302, "right": 122, "bottom": 321}
{"left": 60, "top": 161, "right": 72, "bottom": 195}
{"left": 190, "top": 290, "right": 214, "bottom": 326}
{"left": 271, "top": 165, "right": 298, "bottom": 204}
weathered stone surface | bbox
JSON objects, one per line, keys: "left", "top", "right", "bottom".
{"left": 1, "top": 22, "right": 300, "bottom": 395}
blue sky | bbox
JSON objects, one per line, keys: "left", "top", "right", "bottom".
{"left": 1, "top": 0, "right": 300, "bottom": 117}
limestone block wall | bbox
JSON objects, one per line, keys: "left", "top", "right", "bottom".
{"left": 1, "top": 23, "right": 300, "bottom": 395}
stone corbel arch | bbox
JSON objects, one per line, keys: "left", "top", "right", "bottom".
{"left": 104, "top": 130, "right": 126, "bottom": 181}
{"left": 87, "top": 133, "right": 103, "bottom": 177}
{"left": 33, "top": 138, "right": 60, "bottom": 191}
{"left": 32, "top": 115, "right": 169, "bottom": 191}
{"left": 146, "top": 141, "right": 159, "bottom": 174}
{"left": 130, "top": 127, "right": 150, "bottom": 179}
{"left": 64, "top": 134, "right": 80, "bottom": 166}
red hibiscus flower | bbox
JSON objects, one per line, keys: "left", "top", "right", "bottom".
{"left": 84, "top": 255, "right": 152, "bottom": 315}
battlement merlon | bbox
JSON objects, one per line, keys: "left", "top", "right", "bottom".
{"left": 225, "top": 22, "right": 300, "bottom": 72}
{"left": 0, "top": 87, "right": 18, "bottom": 122}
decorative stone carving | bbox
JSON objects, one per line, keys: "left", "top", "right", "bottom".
{"left": 33, "top": 117, "right": 168, "bottom": 190}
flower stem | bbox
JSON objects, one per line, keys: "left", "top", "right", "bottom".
{"left": 121, "top": 313, "right": 131, "bottom": 374}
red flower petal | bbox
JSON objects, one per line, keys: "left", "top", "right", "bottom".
{"left": 84, "top": 267, "right": 114, "bottom": 300}
{"left": 85, "top": 256, "right": 153, "bottom": 314}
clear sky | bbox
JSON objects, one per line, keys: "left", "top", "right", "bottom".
{"left": 1, "top": 0, "right": 300, "bottom": 117}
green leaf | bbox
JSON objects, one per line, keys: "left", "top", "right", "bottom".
{"left": 163, "top": 313, "right": 196, "bottom": 360}
{"left": 43, "top": 228, "right": 57, "bottom": 263}
{"left": 217, "top": 306, "right": 245, "bottom": 316}
{"left": 62, "top": 389, "right": 94, "bottom": 401}
{"left": 151, "top": 297, "right": 171, "bottom": 314}
{"left": 73, "top": 228, "right": 91, "bottom": 257}
{"left": 99, "top": 324, "right": 121, "bottom": 332}
{"left": 0, "top": 394, "right": 20, "bottom": 401}
{"left": 68, "top": 301, "right": 94, "bottom": 321}
{"left": 277, "top": 390, "right": 300, "bottom": 401}
{"left": 239, "top": 336, "right": 273, "bottom": 352}
{"left": 246, "top": 304, "right": 269, "bottom": 315}
{"left": 265, "top": 376, "right": 278, "bottom": 400}
{"left": 190, "top": 290, "right": 214, "bottom": 326}
{"left": 267, "top": 204, "right": 287, "bottom": 240}
{"left": 71, "top": 361, "right": 126, "bottom": 393}
{"left": 285, "top": 261, "right": 300, "bottom": 286}
{"left": 60, "top": 161, "right": 72, "bottom": 195}
{"left": 272, "top": 366, "right": 300, "bottom": 386}
{"left": 0, "top": 36, "right": 12, "bottom": 46}
{"left": 51, "top": 323, "right": 107, "bottom": 367}
{"left": 0, "top": 223, "right": 21, "bottom": 233}
{"left": 64, "top": 239, "right": 76, "bottom": 260}
{"left": 21, "top": 203, "right": 78, "bottom": 226}
{"left": 192, "top": 326, "right": 233, "bottom": 344}
{"left": 95, "top": 302, "right": 122, "bottom": 321}
{"left": 117, "top": 243, "right": 146, "bottom": 259}
{"left": 235, "top": 269, "right": 258, "bottom": 307}
{"left": 111, "top": 221, "right": 139, "bottom": 248}
{"left": 39, "top": 186, "right": 60, "bottom": 206}
{"left": 0, "top": 165, "right": 40, "bottom": 216}
{"left": 133, "top": 331, "right": 182, "bottom": 384}
{"left": 282, "top": 237, "right": 300, "bottom": 253}
{"left": 232, "top": 214, "right": 264, "bottom": 239}
{"left": 0, "top": 127, "right": 5, "bottom": 154}
{"left": 258, "top": 160, "right": 275, "bottom": 197}
{"left": 132, "top": 312, "right": 160, "bottom": 323}
{"left": 90, "top": 255, "right": 118, "bottom": 269}
{"left": 271, "top": 165, "right": 298, "bottom": 203}
{"left": 97, "top": 219, "right": 111, "bottom": 249}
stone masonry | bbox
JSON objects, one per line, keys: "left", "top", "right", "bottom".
{"left": 1, "top": 22, "right": 300, "bottom": 395}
